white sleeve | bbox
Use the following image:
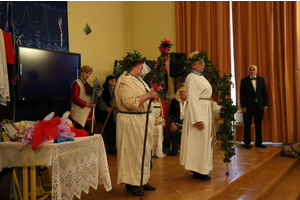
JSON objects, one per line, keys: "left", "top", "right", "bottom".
{"left": 185, "top": 74, "right": 205, "bottom": 124}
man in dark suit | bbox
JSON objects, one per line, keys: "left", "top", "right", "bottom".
{"left": 169, "top": 84, "right": 188, "bottom": 156}
{"left": 240, "top": 65, "right": 268, "bottom": 149}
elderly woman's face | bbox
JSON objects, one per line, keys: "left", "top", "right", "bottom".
{"left": 192, "top": 59, "right": 205, "bottom": 73}
{"left": 179, "top": 90, "right": 186, "bottom": 100}
{"left": 130, "top": 63, "right": 143, "bottom": 77}
{"left": 80, "top": 71, "right": 92, "bottom": 81}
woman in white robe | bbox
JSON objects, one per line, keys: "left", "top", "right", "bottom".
{"left": 115, "top": 51, "right": 158, "bottom": 196}
{"left": 152, "top": 97, "right": 166, "bottom": 157}
{"left": 180, "top": 51, "right": 221, "bottom": 180}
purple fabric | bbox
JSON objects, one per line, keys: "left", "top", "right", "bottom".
{"left": 57, "top": 119, "right": 75, "bottom": 138}
{"left": 22, "top": 121, "right": 38, "bottom": 144}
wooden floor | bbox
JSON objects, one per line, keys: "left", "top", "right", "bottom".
{"left": 63, "top": 144, "right": 288, "bottom": 200}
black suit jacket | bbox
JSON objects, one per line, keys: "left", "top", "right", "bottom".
{"left": 169, "top": 98, "right": 188, "bottom": 125}
{"left": 240, "top": 76, "right": 268, "bottom": 111}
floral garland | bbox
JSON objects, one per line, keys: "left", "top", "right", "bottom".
{"left": 150, "top": 39, "right": 173, "bottom": 97}
{"left": 218, "top": 73, "right": 238, "bottom": 165}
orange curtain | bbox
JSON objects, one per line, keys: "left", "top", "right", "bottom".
{"left": 175, "top": 1, "right": 231, "bottom": 76}
{"left": 233, "top": 2, "right": 300, "bottom": 143}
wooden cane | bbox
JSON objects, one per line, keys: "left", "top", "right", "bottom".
{"left": 100, "top": 111, "right": 111, "bottom": 135}
{"left": 140, "top": 99, "right": 153, "bottom": 200}
{"left": 91, "top": 107, "right": 95, "bottom": 134}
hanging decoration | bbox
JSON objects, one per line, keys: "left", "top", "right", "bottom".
{"left": 58, "top": 17, "right": 63, "bottom": 47}
{"left": 85, "top": 23, "right": 92, "bottom": 35}
{"left": 10, "top": 1, "right": 69, "bottom": 51}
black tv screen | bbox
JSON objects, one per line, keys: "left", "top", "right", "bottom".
{"left": 17, "top": 46, "right": 81, "bottom": 100}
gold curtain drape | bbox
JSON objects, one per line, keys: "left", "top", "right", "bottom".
{"left": 232, "top": 1, "right": 300, "bottom": 143}
{"left": 175, "top": 1, "right": 231, "bottom": 75}
{"left": 175, "top": 1, "right": 300, "bottom": 143}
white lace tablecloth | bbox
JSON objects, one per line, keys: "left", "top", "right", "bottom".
{"left": 0, "top": 134, "right": 112, "bottom": 200}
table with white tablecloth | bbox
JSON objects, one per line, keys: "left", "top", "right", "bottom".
{"left": 0, "top": 134, "right": 112, "bottom": 200}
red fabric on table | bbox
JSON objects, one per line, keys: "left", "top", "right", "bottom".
{"left": 70, "top": 127, "right": 89, "bottom": 137}
{"left": 32, "top": 116, "right": 61, "bottom": 151}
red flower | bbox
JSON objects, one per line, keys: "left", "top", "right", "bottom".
{"left": 164, "top": 56, "right": 168, "bottom": 63}
{"left": 163, "top": 47, "right": 170, "bottom": 54}
{"left": 164, "top": 39, "right": 171, "bottom": 44}
{"left": 159, "top": 46, "right": 164, "bottom": 52}
{"left": 162, "top": 65, "right": 168, "bottom": 71}
{"left": 154, "top": 62, "right": 158, "bottom": 69}
{"left": 151, "top": 83, "right": 162, "bottom": 92}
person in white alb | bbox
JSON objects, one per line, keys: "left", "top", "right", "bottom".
{"left": 114, "top": 50, "right": 158, "bottom": 196}
{"left": 180, "top": 51, "right": 223, "bottom": 181}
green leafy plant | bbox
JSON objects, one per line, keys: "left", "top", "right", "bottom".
{"left": 218, "top": 73, "right": 238, "bottom": 163}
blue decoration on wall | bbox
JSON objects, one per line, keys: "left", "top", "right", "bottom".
{"left": 11, "top": 1, "right": 69, "bottom": 51}
{"left": 0, "top": 3, "right": 6, "bottom": 27}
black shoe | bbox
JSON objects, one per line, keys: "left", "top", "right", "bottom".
{"left": 245, "top": 144, "right": 251, "bottom": 149}
{"left": 107, "top": 147, "right": 117, "bottom": 155}
{"left": 255, "top": 144, "right": 267, "bottom": 148}
{"left": 108, "top": 149, "right": 117, "bottom": 155}
{"left": 193, "top": 172, "right": 211, "bottom": 180}
{"left": 125, "top": 184, "right": 144, "bottom": 196}
{"left": 170, "top": 152, "right": 178, "bottom": 156}
{"left": 143, "top": 183, "right": 156, "bottom": 191}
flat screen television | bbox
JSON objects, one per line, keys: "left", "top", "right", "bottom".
{"left": 17, "top": 46, "right": 81, "bottom": 100}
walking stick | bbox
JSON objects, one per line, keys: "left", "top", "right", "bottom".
{"left": 100, "top": 112, "right": 111, "bottom": 135}
{"left": 101, "top": 100, "right": 116, "bottom": 135}
{"left": 91, "top": 107, "right": 95, "bottom": 134}
{"left": 139, "top": 99, "right": 153, "bottom": 200}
